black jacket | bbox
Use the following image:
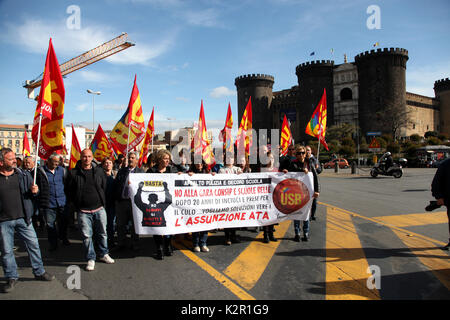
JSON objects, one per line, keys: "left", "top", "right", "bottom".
{"left": 0, "top": 168, "right": 36, "bottom": 225}
{"left": 288, "top": 159, "right": 320, "bottom": 193}
{"left": 114, "top": 166, "right": 145, "bottom": 200}
{"left": 68, "top": 162, "right": 106, "bottom": 210}
{"left": 431, "top": 157, "right": 450, "bottom": 205}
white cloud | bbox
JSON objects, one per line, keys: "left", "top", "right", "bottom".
{"left": 210, "top": 86, "right": 236, "bottom": 98}
{"left": 76, "top": 103, "right": 89, "bottom": 112}
{"left": 181, "top": 8, "right": 222, "bottom": 28}
{"left": 406, "top": 62, "right": 450, "bottom": 97}
{"left": 3, "top": 18, "right": 176, "bottom": 66}
{"left": 79, "top": 70, "right": 109, "bottom": 83}
{"left": 176, "top": 97, "right": 190, "bottom": 102}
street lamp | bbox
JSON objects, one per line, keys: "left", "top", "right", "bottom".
{"left": 87, "top": 89, "right": 101, "bottom": 132}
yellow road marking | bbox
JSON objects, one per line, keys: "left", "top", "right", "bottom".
{"left": 319, "top": 201, "right": 447, "bottom": 246}
{"left": 326, "top": 206, "right": 380, "bottom": 300}
{"left": 173, "top": 239, "right": 256, "bottom": 300}
{"left": 223, "top": 221, "right": 291, "bottom": 290}
{"left": 372, "top": 211, "right": 448, "bottom": 227}
{"left": 390, "top": 229, "right": 450, "bottom": 290}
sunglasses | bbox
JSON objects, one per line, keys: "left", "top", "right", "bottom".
{"left": 296, "top": 151, "right": 306, "bottom": 155}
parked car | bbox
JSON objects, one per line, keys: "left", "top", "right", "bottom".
{"left": 323, "top": 158, "right": 349, "bottom": 169}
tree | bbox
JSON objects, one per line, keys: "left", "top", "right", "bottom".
{"left": 376, "top": 100, "right": 412, "bottom": 141}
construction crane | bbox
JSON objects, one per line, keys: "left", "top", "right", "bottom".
{"left": 23, "top": 32, "right": 135, "bottom": 99}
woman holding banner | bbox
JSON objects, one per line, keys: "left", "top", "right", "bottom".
{"left": 147, "top": 149, "right": 178, "bottom": 260}
{"left": 187, "top": 160, "right": 214, "bottom": 253}
{"left": 282, "top": 146, "right": 320, "bottom": 242}
{"left": 219, "top": 152, "right": 243, "bottom": 245}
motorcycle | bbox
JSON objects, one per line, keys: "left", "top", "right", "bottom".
{"left": 370, "top": 153, "right": 403, "bottom": 178}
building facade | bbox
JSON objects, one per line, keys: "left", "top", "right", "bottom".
{"left": 235, "top": 47, "right": 450, "bottom": 143}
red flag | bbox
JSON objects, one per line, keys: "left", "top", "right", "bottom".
{"left": 22, "top": 130, "right": 31, "bottom": 157}
{"left": 236, "top": 97, "right": 252, "bottom": 157}
{"left": 90, "top": 124, "right": 114, "bottom": 162}
{"left": 219, "top": 103, "right": 234, "bottom": 153}
{"left": 191, "top": 100, "right": 215, "bottom": 167}
{"left": 305, "top": 88, "right": 328, "bottom": 150}
{"left": 70, "top": 125, "right": 82, "bottom": 169}
{"left": 138, "top": 107, "right": 155, "bottom": 167}
{"left": 280, "top": 115, "right": 293, "bottom": 156}
{"left": 32, "top": 38, "right": 65, "bottom": 160}
{"left": 110, "top": 75, "right": 146, "bottom": 154}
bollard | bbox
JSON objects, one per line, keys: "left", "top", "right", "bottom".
{"left": 351, "top": 161, "right": 356, "bottom": 174}
{"left": 334, "top": 162, "right": 339, "bottom": 173}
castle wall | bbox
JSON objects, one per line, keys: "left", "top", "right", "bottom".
{"left": 434, "top": 78, "right": 450, "bottom": 136}
{"left": 235, "top": 74, "right": 274, "bottom": 131}
{"left": 355, "top": 48, "right": 408, "bottom": 137}
{"left": 405, "top": 92, "right": 440, "bottom": 137}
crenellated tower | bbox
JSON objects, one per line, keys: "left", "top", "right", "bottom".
{"left": 295, "top": 60, "right": 334, "bottom": 142}
{"left": 355, "top": 48, "right": 409, "bottom": 136}
{"left": 434, "top": 78, "right": 450, "bottom": 135}
{"left": 235, "top": 74, "right": 275, "bottom": 131}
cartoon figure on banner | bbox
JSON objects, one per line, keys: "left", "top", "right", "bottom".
{"left": 134, "top": 181, "right": 172, "bottom": 227}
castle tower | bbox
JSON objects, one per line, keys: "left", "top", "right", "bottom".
{"left": 434, "top": 78, "right": 450, "bottom": 136}
{"left": 235, "top": 74, "right": 275, "bottom": 130}
{"left": 354, "top": 48, "right": 409, "bottom": 137}
{"left": 295, "top": 60, "right": 334, "bottom": 142}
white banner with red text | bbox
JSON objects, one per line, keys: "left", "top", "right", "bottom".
{"left": 128, "top": 172, "right": 314, "bottom": 235}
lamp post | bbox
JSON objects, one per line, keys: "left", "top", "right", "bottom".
{"left": 87, "top": 89, "right": 101, "bottom": 132}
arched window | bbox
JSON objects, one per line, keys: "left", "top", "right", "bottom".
{"left": 340, "top": 87, "right": 352, "bottom": 101}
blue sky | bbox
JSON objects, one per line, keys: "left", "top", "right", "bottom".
{"left": 0, "top": 0, "right": 449, "bottom": 140}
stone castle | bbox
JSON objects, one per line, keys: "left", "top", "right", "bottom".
{"left": 234, "top": 47, "right": 450, "bottom": 144}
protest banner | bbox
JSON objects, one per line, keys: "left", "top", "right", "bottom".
{"left": 128, "top": 172, "right": 314, "bottom": 235}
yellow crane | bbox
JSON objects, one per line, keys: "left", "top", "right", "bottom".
{"left": 23, "top": 32, "right": 134, "bottom": 99}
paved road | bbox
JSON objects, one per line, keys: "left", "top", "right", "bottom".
{"left": 1, "top": 168, "right": 449, "bottom": 301}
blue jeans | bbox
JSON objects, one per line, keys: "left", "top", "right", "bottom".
{"left": 78, "top": 208, "right": 108, "bottom": 261}
{"left": 294, "top": 219, "right": 310, "bottom": 235}
{"left": 192, "top": 232, "right": 208, "bottom": 247}
{"left": 44, "top": 206, "right": 68, "bottom": 246}
{"left": 0, "top": 218, "right": 46, "bottom": 279}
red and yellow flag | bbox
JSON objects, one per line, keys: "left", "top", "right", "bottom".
{"left": 70, "top": 125, "right": 82, "bottom": 169}
{"left": 236, "top": 97, "right": 252, "bottom": 157}
{"left": 90, "top": 124, "right": 114, "bottom": 162}
{"left": 219, "top": 103, "right": 234, "bottom": 153}
{"left": 305, "top": 88, "right": 329, "bottom": 150}
{"left": 32, "top": 38, "right": 65, "bottom": 160}
{"left": 191, "top": 100, "right": 215, "bottom": 167}
{"left": 110, "top": 75, "right": 146, "bottom": 154}
{"left": 138, "top": 107, "right": 155, "bottom": 168}
{"left": 22, "top": 130, "right": 31, "bottom": 157}
{"left": 280, "top": 115, "right": 293, "bottom": 156}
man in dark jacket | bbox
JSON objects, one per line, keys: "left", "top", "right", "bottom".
{"left": 306, "top": 145, "right": 321, "bottom": 221}
{"left": 0, "top": 148, "right": 54, "bottom": 293}
{"left": 431, "top": 157, "right": 450, "bottom": 250}
{"left": 69, "top": 149, "right": 114, "bottom": 271}
{"left": 36, "top": 153, "right": 70, "bottom": 251}
{"left": 113, "top": 151, "right": 144, "bottom": 251}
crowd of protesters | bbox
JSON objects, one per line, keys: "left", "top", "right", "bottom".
{"left": 0, "top": 143, "right": 322, "bottom": 292}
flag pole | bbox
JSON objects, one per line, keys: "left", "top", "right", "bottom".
{"left": 33, "top": 112, "right": 43, "bottom": 185}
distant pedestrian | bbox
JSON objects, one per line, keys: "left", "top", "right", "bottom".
{"left": 0, "top": 148, "right": 55, "bottom": 293}
{"left": 431, "top": 157, "right": 450, "bottom": 250}
{"left": 69, "top": 149, "right": 114, "bottom": 271}
{"left": 36, "top": 153, "right": 70, "bottom": 251}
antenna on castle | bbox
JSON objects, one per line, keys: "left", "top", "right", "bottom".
{"left": 344, "top": 54, "right": 348, "bottom": 63}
